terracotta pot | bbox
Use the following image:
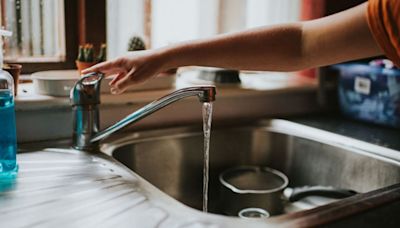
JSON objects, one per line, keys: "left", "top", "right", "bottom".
{"left": 76, "top": 60, "right": 96, "bottom": 75}
{"left": 3, "top": 63, "right": 22, "bottom": 96}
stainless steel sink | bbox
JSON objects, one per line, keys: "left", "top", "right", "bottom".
{"left": 109, "top": 119, "right": 400, "bottom": 217}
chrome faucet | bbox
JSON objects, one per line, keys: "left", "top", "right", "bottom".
{"left": 71, "top": 72, "right": 216, "bottom": 151}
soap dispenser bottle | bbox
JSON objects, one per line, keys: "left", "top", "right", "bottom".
{"left": 0, "top": 29, "right": 17, "bottom": 178}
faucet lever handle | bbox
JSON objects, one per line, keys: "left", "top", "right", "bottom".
{"left": 79, "top": 72, "right": 105, "bottom": 86}
{"left": 71, "top": 72, "right": 105, "bottom": 106}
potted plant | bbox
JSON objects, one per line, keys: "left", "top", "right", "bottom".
{"left": 76, "top": 43, "right": 106, "bottom": 74}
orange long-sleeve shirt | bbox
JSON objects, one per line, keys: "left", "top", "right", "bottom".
{"left": 367, "top": 0, "right": 400, "bottom": 66}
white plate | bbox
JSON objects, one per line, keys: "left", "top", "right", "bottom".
{"left": 32, "top": 70, "right": 175, "bottom": 97}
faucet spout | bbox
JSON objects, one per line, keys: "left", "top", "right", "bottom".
{"left": 90, "top": 86, "right": 216, "bottom": 144}
{"left": 71, "top": 73, "right": 216, "bottom": 151}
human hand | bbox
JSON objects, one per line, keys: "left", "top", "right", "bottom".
{"left": 81, "top": 49, "right": 167, "bottom": 94}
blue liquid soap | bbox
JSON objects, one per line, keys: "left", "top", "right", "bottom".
{"left": 0, "top": 90, "right": 18, "bottom": 178}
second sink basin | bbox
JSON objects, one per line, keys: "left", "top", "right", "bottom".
{"left": 110, "top": 119, "right": 400, "bottom": 217}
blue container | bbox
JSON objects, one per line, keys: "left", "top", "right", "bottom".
{"left": 0, "top": 71, "right": 18, "bottom": 178}
{"left": 335, "top": 62, "right": 400, "bottom": 128}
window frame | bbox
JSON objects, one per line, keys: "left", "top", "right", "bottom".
{"left": 1, "top": 0, "right": 106, "bottom": 74}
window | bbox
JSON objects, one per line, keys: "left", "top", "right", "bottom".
{"left": 106, "top": 0, "right": 145, "bottom": 59}
{"left": 0, "top": 1, "right": 329, "bottom": 73}
{"left": 246, "top": 0, "right": 301, "bottom": 28}
{"left": 151, "top": 0, "right": 301, "bottom": 48}
{"left": 151, "top": 0, "right": 219, "bottom": 48}
{"left": 0, "top": 0, "right": 95, "bottom": 74}
{"left": 107, "top": 0, "right": 302, "bottom": 57}
{"left": 2, "top": 0, "right": 65, "bottom": 62}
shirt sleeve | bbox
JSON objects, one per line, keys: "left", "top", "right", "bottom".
{"left": 367, "top": 0, "right": 400, "bottom": 67}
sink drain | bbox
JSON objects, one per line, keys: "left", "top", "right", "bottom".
{"left": 238, "top": 208, "right": 270, "bottom": 219}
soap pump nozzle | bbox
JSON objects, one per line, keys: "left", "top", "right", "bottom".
{"left": 0, "top": 29, "right": 12, "bottom": 69}
{"left": 0, "top": 29, "right": 13, "bottom": 94}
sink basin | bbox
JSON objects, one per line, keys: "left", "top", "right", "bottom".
{"left": 109, "top": 119, "right": 400, "bottom": 217}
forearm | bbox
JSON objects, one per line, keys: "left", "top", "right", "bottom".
{"left": 161, "top": 3, "right": 381, "bottom": 72}
{"left": 161, "top": 23, "right": 306, "bottom": 72}
{"left": 302, "top": 3, "right": 382, "bottom": 68}
{"left": 83, "top": 2, "right": 384, "bottom": 94}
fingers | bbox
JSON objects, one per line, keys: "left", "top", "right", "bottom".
{"left": 82, "top": 51, "right": 161, "bottom": 94}
{"left": 81, "top": 59, "right": 126, "bottom": 76}
{"left": 110, "top": 69, "right": 145, "bottom": 94}
{"left": 110, "top": 76, "right": 130, "bottom": 94}
{"left": 109, "top": 72, "right": 125, "bottom": 86}
{"left": 110, "top": 69, "right": 137, "bottom": 94}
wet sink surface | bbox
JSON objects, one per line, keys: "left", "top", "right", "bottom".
{"left": 111, "top": 120, "right": 400, "bottom": 217}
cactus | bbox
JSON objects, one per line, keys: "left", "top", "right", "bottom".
{"left": 77, "top": 43, "right": 106, "bottom": 63}
{"left": 83, "top": 44, "right": 94, "bottom": 62}
{"left": 77, "top": 45, "right": 85, "bottom": 61}
{"left": 96, "top": 43, "right": 107, "bottom": 62}
{"left": 127, "top": 36, "right": 146, "bottom": 51}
